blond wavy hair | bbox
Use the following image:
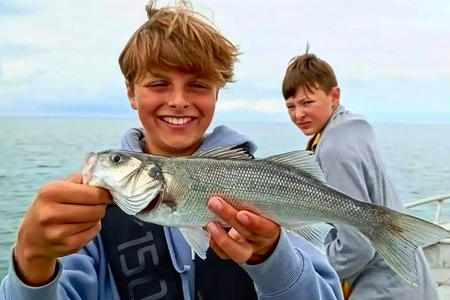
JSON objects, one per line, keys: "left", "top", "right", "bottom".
{"left": 119, "top": 0, "right": 239, "bottom": 88}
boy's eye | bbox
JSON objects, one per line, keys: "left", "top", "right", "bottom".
{"left": 190, "top": 82, "right": 209, "bottom": 89}
{"left": 147, "top": 81, "right": 168, "bottom": 88}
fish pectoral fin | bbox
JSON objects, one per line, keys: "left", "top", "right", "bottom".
{"left": 193, "top": 147, "right": 252, "bottom": 160}
{"left": 165, "top": 169, "right": 191, "bottom": 201}
{"left": 264, "top": 151, "right": 326, "bottom": 183}
{"left": 286, "top": 223, "right": 334, "bottom": 254}
{"left": 179, "top": 227, "right": 210, "bottom": 259}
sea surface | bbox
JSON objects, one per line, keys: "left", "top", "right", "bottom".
{"left": 1, "top": 117, "right": 450, "bottom": 278}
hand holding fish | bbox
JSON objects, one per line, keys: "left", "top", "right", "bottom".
{"left": 207, "top": 197, "right": 281, "bottom": 265}
{"left": 14, "top": 173, "right": 111, "bottom": 286}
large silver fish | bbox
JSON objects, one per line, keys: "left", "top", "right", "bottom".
{"left": 82, "top": 147, "right": 450, "bottom": 285}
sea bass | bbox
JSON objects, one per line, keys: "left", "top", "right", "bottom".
{"left": 82, "top": 147, "right": 450, "bottom": 285}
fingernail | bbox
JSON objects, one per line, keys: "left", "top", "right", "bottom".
{"left": 209, "top": 197, "right": 222, "bottom": 211}
{"left": 207, "top": 222, "right": 219, "bottom": 235}
{"left": 238, "top": 213, "right": 250, "bottom": 225}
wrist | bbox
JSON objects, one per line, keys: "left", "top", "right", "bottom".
{"left": 13, "top": 245, "right": 57, "bottom": 286}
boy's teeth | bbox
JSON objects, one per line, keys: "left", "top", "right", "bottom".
{"left": 163, "top": 117, "right": 192, "bottom": 125}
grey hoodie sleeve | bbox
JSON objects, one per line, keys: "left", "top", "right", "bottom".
{"left": 243, "top": 230, "right": 343, "bottom": 300}
{"left": 317, "top": 119, "right": 377, "bottom": 279}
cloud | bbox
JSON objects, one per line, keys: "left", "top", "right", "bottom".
{"left": 0, "top": 0, "right": 449, "bottom": 123}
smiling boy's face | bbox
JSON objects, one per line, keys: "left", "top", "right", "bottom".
{"left": 127, "top": 69, "right": 217, "bottom": 157}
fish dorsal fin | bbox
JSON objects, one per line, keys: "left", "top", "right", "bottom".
{"left": 194, "top": 147, "right": 252, "bottom": 160}
{"left": 264, "top": 150, "right": 325, "bottom": 183}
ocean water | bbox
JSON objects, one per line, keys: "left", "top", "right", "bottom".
{"left": 1, "top": 117, "right": 450, "bottom": 278}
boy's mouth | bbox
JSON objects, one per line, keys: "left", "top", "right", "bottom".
{"left": 160, "top": 116, "right": 196, "bottom": 125}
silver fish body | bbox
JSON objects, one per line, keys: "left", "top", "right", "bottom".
{"left": 82, "top": 148, "right": 450, "bottom": 285}
{"left": 146, "top": 152, "right": 376, "bottom": 232}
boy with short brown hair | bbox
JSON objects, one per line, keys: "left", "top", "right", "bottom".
{"left": 283, "top": 52, "right": 438, "bottom": 300}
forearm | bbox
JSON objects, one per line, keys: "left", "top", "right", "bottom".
{"left": 1, "top": 251, "right": 63, "bottom": 300}
{"left": 13, "top": 245, "right": 57, "bottom": 287}
{"left": 1, "top": 240, "right": 107, "bottom": 300}
{"left": 242, "top": 230, "right": 343, "bottom": 300}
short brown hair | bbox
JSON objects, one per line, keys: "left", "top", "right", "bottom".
{"left": 119, "top": 1, "right": 239, "bottom": 88}
{"left": 282, "top": 53, "right": 338, "bottom": 99}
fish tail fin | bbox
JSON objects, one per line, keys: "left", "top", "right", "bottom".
{"left": 363, "top": 208, "right": 450, "bottom": 285}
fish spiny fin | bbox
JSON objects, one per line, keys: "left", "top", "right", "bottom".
{"left": 286, "top": 223, "right": 333, "bottom": 253}
{"left": 265, "top": 150, "right": 325, "bottom": 183}
{"left": 179, "top": 227, "right": 211, "bottom": 259}
{"left": 194, "top": 147, "right": 252, "bottom": 160}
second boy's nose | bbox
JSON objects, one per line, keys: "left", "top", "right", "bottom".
{"left": 294, "top": 107, "right": 306, "bottom": 120}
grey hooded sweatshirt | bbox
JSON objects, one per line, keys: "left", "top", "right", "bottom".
{"left": 316, "top": 106, "right": 438, "bottom": 300}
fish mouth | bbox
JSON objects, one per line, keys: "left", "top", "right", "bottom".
{"left": 82, "top": 152, "right": 97, "bottom": 184}
{"left": 138, "top": 193, "right": 162, "bottom": 215}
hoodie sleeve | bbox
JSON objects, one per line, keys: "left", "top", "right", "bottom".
{"left": 318, "top": 119, "right": 377, "bottom": 279}
{"left": 1, "top": 236, "right": 116, "bottom": 300}
{"left": 242, "top": 230, "right": 343, "bottom": 300}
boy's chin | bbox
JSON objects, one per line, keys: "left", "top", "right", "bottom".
{"left": 164, "top": 138, "right": 202, "bottom": 155}
{"left": 300, "top": 128, "right": 317, "bottom": 136}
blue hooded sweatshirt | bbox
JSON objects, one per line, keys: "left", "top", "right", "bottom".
{"left": 1, "top": 125, "right": 343, "bottom": 300}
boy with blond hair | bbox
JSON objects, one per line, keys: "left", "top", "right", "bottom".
{"left": 282, "top": 52, "right": 438, "bottom": 300}
{"left": 1, "top": 3, "right": 342, "bottom": 300}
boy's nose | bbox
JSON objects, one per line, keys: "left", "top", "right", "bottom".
{"left": 168, "top": 92, "right": 189, "bottom": 109}
{"left": 294, "top": 107, "right": 306, "bottom": 120}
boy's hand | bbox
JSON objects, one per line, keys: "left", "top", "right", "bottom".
{"left": 207, "top": 197, "right": 280, "bottom": 265}
{"left": 14, "top": 173, "right": 112, "bottom": 286}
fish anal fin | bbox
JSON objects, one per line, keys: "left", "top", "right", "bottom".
{"left": 286, "top": 223, "right": 333, "bottom": 254}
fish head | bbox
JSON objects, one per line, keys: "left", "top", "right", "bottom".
{"left": 82, "top": 150, "right": 164, "bottom": 216}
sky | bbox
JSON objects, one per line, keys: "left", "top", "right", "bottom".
{"left": 1, "top": 0, "right": 450, "bottom": 123}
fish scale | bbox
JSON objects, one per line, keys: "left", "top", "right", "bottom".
{"left": 157, "top": 157, "right": 381, "bottom": 230}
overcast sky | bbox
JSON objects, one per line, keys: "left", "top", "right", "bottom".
{"left": 1, "top": 0, "right": 449, "bottom": 123}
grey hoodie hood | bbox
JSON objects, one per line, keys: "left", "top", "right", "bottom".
{"left": 120, "top": 124, "right": 257, "bottom": 155}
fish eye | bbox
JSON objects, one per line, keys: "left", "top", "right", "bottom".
{"left": 111, "top": 155, "right": 121, "bottom": 163}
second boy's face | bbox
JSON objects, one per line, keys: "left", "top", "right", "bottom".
{"left": 285, "top": 86, "right": 340, "bottom": 136}
{"left": 127, "top": 69, "right": 217, "bottom": 156}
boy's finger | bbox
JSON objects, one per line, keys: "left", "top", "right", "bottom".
{"left": 39, "top": 181, "right": 112, "bottom": 205}
{"left": 209, "top": 239, "right": 230, "bottom": 260}
{"left": 207, "top": 222, "right": 252, "bottom": 264}
{"left": 49, "top": 203, "right": 108, "bottom": 223}
{"left": 208, "top": 197, "right": 255, "bottom": 240}
{"left": 236, "top": 211, "right": 280, "bottom": 240}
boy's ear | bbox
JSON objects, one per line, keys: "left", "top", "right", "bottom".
{"left": 125, "top": 80, "right": 137, "bottom": 110}
{"left": 330, "top": 86, "right": 340, "bottom": 109}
